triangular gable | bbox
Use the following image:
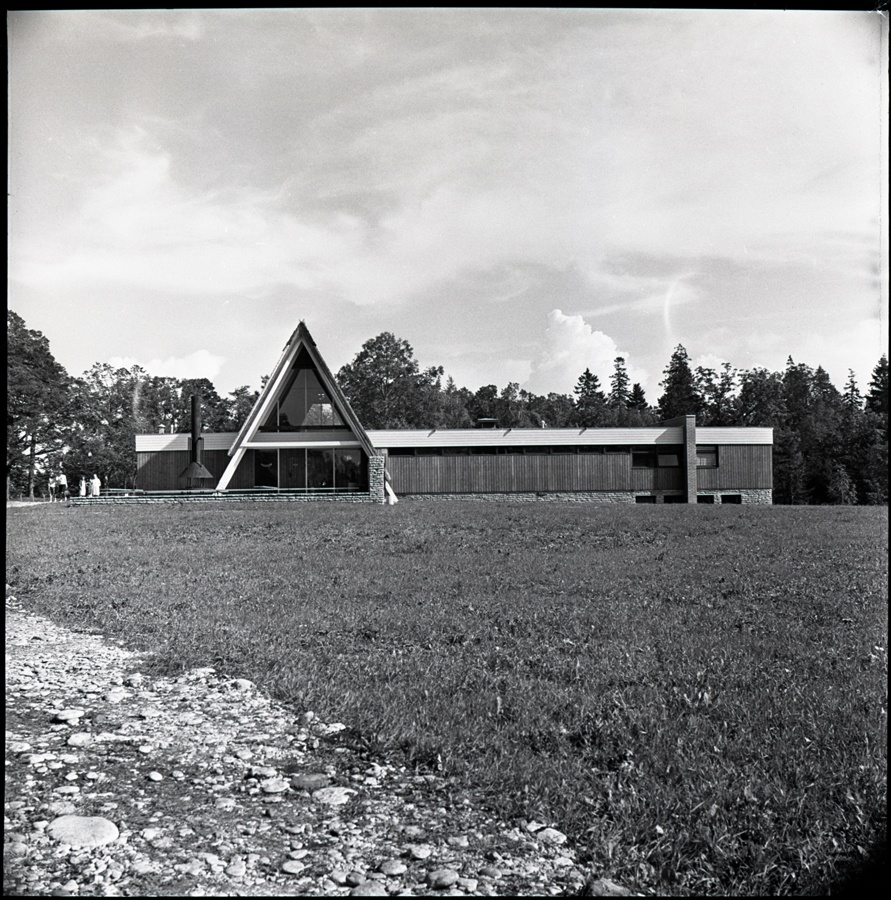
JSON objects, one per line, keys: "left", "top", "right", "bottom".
{"left": 215, "top": 322, "right": 376, "bottom": 490}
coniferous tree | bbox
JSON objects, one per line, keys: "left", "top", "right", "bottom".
{"left": 572, "top": 368, "right": 609, "bottom": 426}
{"left": 608, "top": 357, "right": 631, "bottom": 409}
{"left": 628, "top": 383, "right": 650, "bottom": 412}
{"left": 658, "top": 345, "right": 700, "bottom": 420}
{"left": 865, "top": 354, "right": 888, "bottom": 418}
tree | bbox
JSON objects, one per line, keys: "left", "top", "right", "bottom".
{"left": 572, "top": 368, "right": 609, "bottom": 426}
{"left": 657, "top": 345, "right": 700, "bottom": 420}
{"left": 865, "top": 354, "right": 888, "bottom": 418}
{"left": 66, "top": 364, "right": 142, "bottom": 490}
{"left": 226, "top": 386, "right": 261, "bottom": 431}
{"left": 628, "top": 383, "right": 650, "bottom": 412}
{"left": 735, "top": 368, "right": 786, "bottom": 426}
{"left": 7, "top": 311, "right": 72, "bottom": 498}
{"left": 842, "top": 370, "right": 863, "bottom": 412}
{"left": 608, "top": 357, "right": 631, "bottom": 409}
{"left": 524, "top": 391, "right": 576, "bottom": 428}
{"left": 695, "top": 362, "right": 737, "bottom": 425}
{"left": 336, "top": 332, "right": 444, "bottom": 428}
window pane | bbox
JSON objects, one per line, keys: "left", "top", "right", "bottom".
{"left": 335, "top": 449, "right": 367, "bottom": 490}
{"left": 307, "top": 449, "right": 333, "bottom": 489}
{"left": 254, "top": 450, "right": 277, "bottom": 487}
{"left": 280, "top": 448, "right": 306, "bottom": 489}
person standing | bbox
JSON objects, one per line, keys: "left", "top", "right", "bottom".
{"left": 57, "top": 472, "right": 69, "bottom": 501}
{"left": 79, "top": 477, "right": 87, "bottom": 497}
{"left": 90, "top": 474, "right": 101, "bottom": 497}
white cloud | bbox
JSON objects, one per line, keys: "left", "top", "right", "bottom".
{"left": 525, "top": 309, "right": 648, "bottom": 395}
{"left": 107, "top": 349, "right": 225, "bottom": 382}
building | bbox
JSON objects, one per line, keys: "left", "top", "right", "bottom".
{"left": 131, "top": 323, "right": 773, "bottom": 505}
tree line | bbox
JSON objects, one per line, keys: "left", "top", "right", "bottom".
{"left": 7, "top": 311, "right": 888, "bottom": 504}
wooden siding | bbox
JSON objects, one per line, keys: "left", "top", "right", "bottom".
{"left": 696, "top": 445, "right": 772, "bottom": 490}
{"left": 631, "top": 467, "right": 683, "bottom": 492}
{"left": 137, "top": 449, "right": 255, "bottom": 491}
{"left": 388, "top": 452, "right": 633, "bottom": 494}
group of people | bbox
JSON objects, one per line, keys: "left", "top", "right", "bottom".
{"left": 48, "top": 473, "right": 101, "bottom": 501}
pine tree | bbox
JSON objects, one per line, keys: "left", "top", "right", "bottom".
{"left": 628, "top": 383, "right": 649, "bottom": 411}
{"left": 657, "top": 345, "right": 699, "bottom": 420}
{"left": 573, "top": 369, "right": 609, "bottom": 426}
{"left": 842, "top": 370, "right": 862, "bottom": 412}
{"left": 866, "top": 354, "right": 888, "bottom": 417}
{"left": 608, "top": 357, "right": 631, "bottom": 409}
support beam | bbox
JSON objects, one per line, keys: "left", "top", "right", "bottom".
{"left": 216, "top": 446, "right": 247, "bottom": 492}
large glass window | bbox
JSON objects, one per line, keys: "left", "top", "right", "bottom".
{"left": 260, "top": 352, "right": 347, "bottom": 431}
{"left": 254, "top": 450, "right": 277, "bottom": 487}
{"left": 307, "top": 449, "right": 334, "bottom": 489}
{"left": 335, "top": 449, "right": 367, "bottom": 490}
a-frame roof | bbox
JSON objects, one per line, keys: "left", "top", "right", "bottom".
{"left": 227, "top": 322, "right": 377, "bottom": 459}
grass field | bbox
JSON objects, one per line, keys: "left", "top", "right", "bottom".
{"left": 6, "top": 501, "right": 887, "bottom": 895}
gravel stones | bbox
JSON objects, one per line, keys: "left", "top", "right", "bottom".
{"left": 5, "top": 599, "right": 628, "bottom": 897}
{"left": 349, "top": 882, "right": 389, "bottom": 897}
{"left": 379, "top": 858, "right": 408, "bottom": 876}
{"left": 290, "top": 772, "right": 330, "bottom": 791}
{"left": 427, "top": 867, "right": 460, "bottom": 889}
{"left": 312, "top": 786, "right": 357, "bottom": 805}
{"left": 46, "top": 815, "right": 118, "bottom": 848}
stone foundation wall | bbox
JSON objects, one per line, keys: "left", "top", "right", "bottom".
{"left": 696, "top": 489, "right": 773, "bottom": 505}
{"left": 69, "top": 493, "right": 377, "bottom": 506}
{"left": 399, "top": 491, "right": 640, "bottom": 503}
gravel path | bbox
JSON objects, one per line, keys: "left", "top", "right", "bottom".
{"left": 4, "top": 593, "right": 618, "bottom": 897}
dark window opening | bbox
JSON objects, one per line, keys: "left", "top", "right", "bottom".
{"left": 635, "top": 495, "right": 657, "bottom": 504}
{"left": 721, "top": 494, "right": 743, "bottom": 504}
{"left": 663, "top": 494, "right": 685, "bottom": 504}
{"left": 697, "top": 445, "right": 718, "bottom": 467}
{"left": 697, "top": 495, "right": 716, "bottom": 504}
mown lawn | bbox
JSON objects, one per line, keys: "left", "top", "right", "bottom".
{"left": 6, "top": 501, "right": 887, "bottom": 895}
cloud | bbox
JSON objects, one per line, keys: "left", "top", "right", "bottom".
{"left": 106, "top": 349, "right": 225, "bottom": 382}
{"left": 10, "top": 129, "right": 347, "bottom": 298}
{"left": 525, "top": 309, "right": 648, "bottom": 395}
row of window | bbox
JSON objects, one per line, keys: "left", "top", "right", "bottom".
{"left": 387, "top": 445, "right": 720, "bottom": 468}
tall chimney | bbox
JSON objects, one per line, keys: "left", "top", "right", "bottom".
{"left": 179, "top": 394, "right": 214, "bottom": 483}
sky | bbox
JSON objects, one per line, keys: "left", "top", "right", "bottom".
{"left": 8, "top": 9, "right": 889, "bottom": 402}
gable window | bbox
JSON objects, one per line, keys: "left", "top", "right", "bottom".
{"left": 260, "top": 350, "right": 348, "bottom": 432}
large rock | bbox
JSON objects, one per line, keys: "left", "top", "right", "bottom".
{"left": 47, "top": 815, "right": 118, "bottom": 848}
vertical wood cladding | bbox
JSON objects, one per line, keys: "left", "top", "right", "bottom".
{"left": 137, "top": 449, "right": 255, "bottom": 490}
{"left": 696, "top": 446, "right": 772, "bottom": 490}
{"left": 388, "top": 452, "right": 634, "bottom": 495}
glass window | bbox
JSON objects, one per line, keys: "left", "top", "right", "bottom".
{"left": 697, "top": 446, "right": 718, "bottom": 467}
{"left": 307, "top": 449, "right": 334, "bottom": 489}
{"left": 280, "top": 448, "right": 306, "bottom": 489}
{"left": 335, "top": 449, "right": 367, "bottom": 491}
{"left": 254, "top": 450, "right": 277, "bottom": 488}
{"left": 657, "top": 454, "right": 680, "bottom": 467}
{"left": 632, "top": 450, "right": 657, "bottom": 468}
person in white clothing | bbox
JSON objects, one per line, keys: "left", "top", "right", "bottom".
{"left": 90, "top": 474, "right": 101, "bottom": 497}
